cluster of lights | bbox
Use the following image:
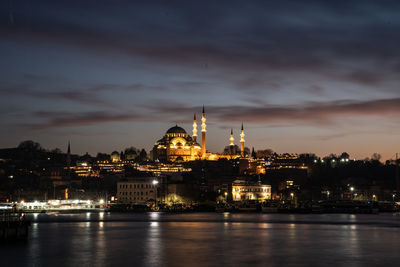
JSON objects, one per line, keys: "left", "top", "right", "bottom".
{"left": 314, "top": 158, "right": 351, "bottom": 163}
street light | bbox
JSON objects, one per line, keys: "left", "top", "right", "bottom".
{"left": 152, "top": 180, "right": 159, "bottom": 185}
{"left": 349, "top": 187, "right": 355, "bottom": 200}
{"left": 393, "top": 194, "right": 396, "bottom": 202}
{"left": 327, "top": 191, "right": 330, "bottom": 199}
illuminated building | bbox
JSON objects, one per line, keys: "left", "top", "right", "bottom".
{"left": 245, "top": 158, "right": 267, "bottom": 175}
{"left": 152, "top": 125, "right": 202, "bottom": 162}
{"left": 152, "top": 107, "right": 247, "bottom": 162}
{"left": 117, "top": 178, "right": 158, "bottom": 204}
{"left": 267, "top": 154, "right": 308, "bottom": 170}
{"left": 232, "top": 179, "right": 271, "bottom": 201}
{"left": 136, "top": 162, "right": 192, "bottom": 174}
{"left": 111, "top": 151, "right": 120, "bottom": 162}
{"left": 95, "top": 160, "right": 125, "bottom": 174}
{"left": 69, "top": 161, "right": 99, "bottom": 177}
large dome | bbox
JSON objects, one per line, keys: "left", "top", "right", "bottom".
{"left": 166, "top": 125, "right": 187, "bottom": 134}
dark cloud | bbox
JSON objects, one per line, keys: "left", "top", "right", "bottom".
{"left": 17, "top": 97, "right": 400, "bottom": 132}
{"left": 0, "top": 81, "right": 110, "bottom": 106}
{"left": 342, "top": 70, "right": 383, "bottom": 86}
{"left": 1, "top": 0, "right": 400, "bottom": 90}
{"left": 28, "top": 111, "right": 145, "bottom": 130}
{"left": 0, "top": 74, "right": 179, "bottom": 106}
{"left": 305, "top": 85, "right": 326, "bottom": 97}
{"left": 148, "top": 98, "right": 400, "bottom": 125}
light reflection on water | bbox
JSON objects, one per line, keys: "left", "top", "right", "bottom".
{"left": 2, "top": 213, "right": 400, "bottom": 267}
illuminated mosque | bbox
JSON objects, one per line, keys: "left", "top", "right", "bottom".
{"left": 152, "top": 107, "right": 246, "bottom": 162}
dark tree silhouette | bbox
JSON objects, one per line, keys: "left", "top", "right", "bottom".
{"left": 18, "top": 140, "right": 43, "bottom": 151}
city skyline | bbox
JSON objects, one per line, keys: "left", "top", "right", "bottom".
{"left": 1, "top": 1, "right": 400, "bottom": 160}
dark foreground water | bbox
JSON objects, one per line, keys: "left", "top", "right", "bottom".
{"left": 2, "top": 212, "right": 400, "bottom": 267}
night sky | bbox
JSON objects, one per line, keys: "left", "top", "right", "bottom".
{"left": 1, "top": 0, "right": 400, "bottom": 160}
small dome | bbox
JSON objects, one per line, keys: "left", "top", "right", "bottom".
{"left": 166, "top": 125, "right": 187, "bottom": 134}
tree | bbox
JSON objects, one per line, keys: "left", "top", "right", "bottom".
{"left": 299, "top": 153, "right": 317, "bottom": 164}
{"left": 251, "top": 147, "right": 257, "bottom": 158}
{"left": 371, "top": 153, "right": 381, "bottom": 162}
{"left": 51, "top": 148, "right": 62, "bottom": 154}
{"left": 328, "top": 153, "right": 338, "bottom": 159}
{"left": 138, "top": 149, "right": 147, "bottom": 161}
{"left": 96, "top": 153, "right": 110, "bottom": 161}
{"left": 256, "top": 149, "right": 274, "bottom": 158}
{"left": 124, "top": 146, "right": 139, "bottom": 155}
{"left": 18, "top": 140, "right": 43, "bottom": 151}
{"left": 340, "top": 152, "right": 350, "bottom": 159}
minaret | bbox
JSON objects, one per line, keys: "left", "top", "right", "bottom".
{"left": 66, "top": 141, "right": 71, "bottom": 178}
{"left": 251, "top": 147, "right": 256, "bottom": 158}
{"left": 192, "top": 113, "right": 197, "bottom": 143}
{"left": 240, "top": 123, "right": 245, "bottom": 157}
{"left": 201, "top": 106, "right": 206, "bottom": 158}
{"left": 66, "top": 141, "right": 71, "bottom": 168}
{"left": 229, "top": 128, "right": 234, "bottom": 155}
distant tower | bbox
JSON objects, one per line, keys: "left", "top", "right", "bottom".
{"left": 66, "top": 141, "right": 71, "bottom": 169}
{"left": 193, "top": 113, "right": 198, "bottom": 143}
{"left": 240, "top": 123, "right": 245, "bottom": 157}
{"left": 229, "top": 128, "right": 235, "bottom": 155}
{"left": 201, "top": 106, "right": 206, "bottom": 158}
{"left": 251, "top": 147, "right": 256, "bottom": 158}
{"left": 66, "top": 141, "right": 71, "bottom": 178}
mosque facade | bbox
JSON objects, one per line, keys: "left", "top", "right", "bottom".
{"left": 151, "top": 107, "right": 246, "bottom": 162}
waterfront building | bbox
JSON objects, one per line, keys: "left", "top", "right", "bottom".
{"left": 117, "top": 178, "right": 158, "bottom": 204}
{"left": 232, "top": 179, "right": 272, "bottom": 201}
